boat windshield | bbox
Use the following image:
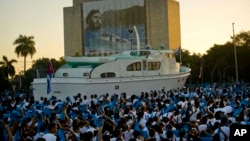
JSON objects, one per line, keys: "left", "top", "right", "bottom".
{"left": 130, "top": 51, "right": 151, "bottom": 56}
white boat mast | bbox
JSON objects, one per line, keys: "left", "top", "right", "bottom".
{"left": 133, "top": 26, "right": 140, "bottom": 56}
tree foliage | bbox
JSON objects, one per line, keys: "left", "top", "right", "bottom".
{"left": 202, "top": 31, "right": 250, "bottom": 83}
{"left": 0, "top": 56, "right": 17, "bottom": 80}
{"left": 234, "top": 31, "right": 250, "bottom": 47}
{"left": 13, "top": 34, "right": 36, "bottom": 72}
{"left": 0, "top": 56, "right": 17, "bottom": 91}
{"left": 31, "top": 57, "right": 66, "bottom": 78}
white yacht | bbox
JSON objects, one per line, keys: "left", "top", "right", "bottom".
{"left": 32, "top": 27, "right": 191, "bottom": 100}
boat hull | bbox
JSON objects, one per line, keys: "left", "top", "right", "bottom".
{"left": 32, "top": 72, "right": 190, "bottom": 101}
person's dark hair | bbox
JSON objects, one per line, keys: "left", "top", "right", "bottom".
{"left": 220, "top": 116, "right": 228, "bottom": 125}
{"left": 113, "top": 129, "right": 122, "bottom": 137}
{"left": 49, "top": 112, "right": 57, "bottom": 122}
{"left": 201, "top": 116, "right": 208, "bottom": 124}
{"left": 86, "top": 9, "right": 100, "bottom": 24}
{"left": 129, "top": 139, "right": 136, "bottom": 141}
{"left": 214, "top": 111, "right": 221, "bottom": 120}
{"left": 147, "top": 138, "right": 157, "bottom": 141}
{"left": 212, "top": 133, "right": 220, "bottom": 141}
{"left": 36, "top": 138, "right": 46, "bottom": 141}
{"left": 149, "top": 128, "right": 156, "bottom": 137}
{"left": 80, "top": 131, "right": 93, "bottom": 141}
{"left": 133, "top": 130, "right": 141, "bottom": 138}
{"left": 179, "top": 128, "right": 186, "bottom": 137}
{"left": 102, "top": 134, "right": 110, "bottom": 141}
{"left": 137, "top": 111, "right": 144, "bottom": 121}
{"left": 213, "top": 122, "right": 220, "bottom": 130}
{"left": 48, "top": 122, "right": 57, "bottom": 131}
{"left": 166, "top": 130, "right": 173, "bottom": 139}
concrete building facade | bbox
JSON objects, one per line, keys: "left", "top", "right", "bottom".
{"left": 63, "top": 0, "right": 181, "bottom": 56}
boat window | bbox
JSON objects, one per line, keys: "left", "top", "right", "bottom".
{"left": 169, "top": 53, "right": 173, "bottom": 58}
{"left": 63, "top": 73, "right": 68, "bottom": 77}
{"left": 148, "top": 62, "right": 161, "bottom": 71}
{"left": 163, "top": 53, "right": 169, "bottom": 59}
{"left": 130, "top": 51, "right": 151, "bottom": 56}
{"left": 100, "top": 72, "right": 116, "bottom": 78}
{"left": 165, "top": 53, "right": 174, "bottom": 59}
{"left": 143, "top": 60, "right": 147, "bottom": 70}
{"left": 115, "top": 85, "right": 119, "bottom": 90}
{"left": 140, "top": 51, "right": 151, "bottom": 56}
{"left": 130, "top": 51, "right": 137, "bottom": 56}
{"left": 83, "top": 73, "right": 89, "bottom": 76}
{"left": 126, "top": 62, "right": 141, "bottom": 71}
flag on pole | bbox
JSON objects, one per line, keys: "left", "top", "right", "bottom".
{"left": 47, "top": 61, "right": 54, "bottom": 94}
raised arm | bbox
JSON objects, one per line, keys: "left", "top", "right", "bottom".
{"left": 0, "top": 120, "right": 13, "bottom": 141}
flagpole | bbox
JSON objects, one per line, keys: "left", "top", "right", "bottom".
{"left": 180, "top": 47, "right": 182, "bottom": 65}
{"left": 232, "top": 23, "right": 239, "bottom": 83}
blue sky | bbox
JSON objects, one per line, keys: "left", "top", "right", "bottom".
{"left": 0, "top": 0, "right": 249, "bottom": 71}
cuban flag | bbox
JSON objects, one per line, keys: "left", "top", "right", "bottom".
{"left": 47, "top": 61, "right": 54, "bottom": 94}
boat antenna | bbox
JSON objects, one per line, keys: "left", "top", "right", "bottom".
{"left": 133, "top": 26, "right": 140, "bottom": 56}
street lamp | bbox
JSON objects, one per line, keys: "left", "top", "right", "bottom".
{"left": 232, "top": 23, "right": 239, "bottom": 83}
{"left": 17, "top": 66, "right": 24, "bottom": 75}
{"left": 223, "top": 65, "right": 235, "bottom": 81}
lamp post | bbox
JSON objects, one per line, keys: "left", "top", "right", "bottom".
{"left": 223, "top": 65, "right": 235, "bottom": 81}
{"left": 17, "top": 66, "right": 24, "bottom": 75}
{"left": 17, "top": 66, "right": 24, "bottom": 90}
{"left": 232, "top": 23, "right": 239, "bottom": 83}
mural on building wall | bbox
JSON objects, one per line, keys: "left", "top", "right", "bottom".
{"left": 83, "top": 0, "right": 146, "bottom": 56}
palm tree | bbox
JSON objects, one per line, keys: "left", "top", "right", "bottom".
{"left": 13, "top": 34, "right": 36, "bottom": 72}
{"left": 0, "top": 55, "right": 17, "bottom": 81}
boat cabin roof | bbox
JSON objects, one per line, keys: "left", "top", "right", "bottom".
{"left": 64, "top": 49, "right": 175, "bottom": 67}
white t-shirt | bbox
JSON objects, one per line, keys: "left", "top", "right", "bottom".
{"left": 139, "top": 118, "right": 147, "bottom": 128}
{"left": 110, "top": 137, "right": 117, "bottom": 141}
{"left": 198, "top": 124, "right": 207, "bottom": 134}
{"left": 223, "top": 105, "right": 233, "bottom": 114}
{"left": 42, "top": 133, "right": 57, "bottom": 141}
{"left": 214, "top": 126, "right": 230, "bottom": 141}
{"left": 33, "top": 132, "right": 45, "bottom": 141}
{"left": 123, "top": 129, "right": 134, "bottom": 141}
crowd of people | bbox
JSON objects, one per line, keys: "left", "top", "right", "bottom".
{"left": 0, "top": 82, "right": 250, "bottom": 141}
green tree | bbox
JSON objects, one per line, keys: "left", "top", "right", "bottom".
{"left": 0, "top": 55, "right": 17, "bottom": 80}
{"left": 202, "top": 30, "right": 250, "bottom": 83}
{"left": 0, "top": 56, "right": 17, "bottom": 90}
{"left": 31, "top": 57, "right": 65, "bottom": 77}
{"left": 19, "top": 57, "right": 66, "bottom": 91}
{"left": 13, "top": 34, "right": 36, "bottom": 73}
{"left": 234, "top": 31, "right": 250, "bottom": 47}
{"left": 0, "top": 67, "right": 7, "bottom": 92}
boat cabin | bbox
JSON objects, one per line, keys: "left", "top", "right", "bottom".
{"left": 55, "top": 50, "right": 180, "bottom": 79}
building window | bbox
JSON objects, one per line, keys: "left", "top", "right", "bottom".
{"left": 148, "top": 62, "right": 161, "bottom": 71}
{"left": 126, "top": 62, "right": 141, "bottom": 71}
